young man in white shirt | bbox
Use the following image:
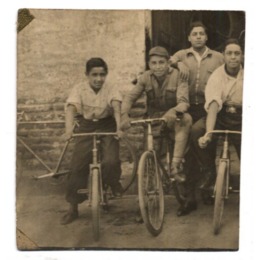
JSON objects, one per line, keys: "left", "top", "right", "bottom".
{"left": 60, "top": 58, "right": 123, "bottom": 225}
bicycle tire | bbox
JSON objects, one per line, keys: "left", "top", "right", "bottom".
{"left": 157, "top": 160, "right": 185, "bottom": 205}
{"left": 138, "top": 151, "right": 164, "bottom": 236}
{"left": 119, "top": 136, "right": 138, "bottom": 193}
{"left": 91, "top": 168, "right": 100, "bottom": 241}
{"left": 213, "top": 160, "right": 227, "bottom": 235}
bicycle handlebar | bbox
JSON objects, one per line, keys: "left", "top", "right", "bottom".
{"left": 204, "top": 130, "right": 241, "bottom": 138}
{"left": 72, "top": 132, "right": 117, "bottom": 137}
{"left": 130, "top": 118, "right": 167, "bottom": 126}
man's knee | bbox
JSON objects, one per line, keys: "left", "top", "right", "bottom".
{"left": 164, "top": 109, "right": 192, "bottom": 129}
{"left": 181, "top": 113, "right": 192, "bottom": 128}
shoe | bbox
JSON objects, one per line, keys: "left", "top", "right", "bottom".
{"left": 199, "top": 170, "right": 216, "bottom": 190}
{"left": 111, "top": 182, "right": 123, "bottom": 197}
{"left": 177, "top": 201, "right": 197, "bottom": 217}
{"left": 201, "top": 189, "right": 214, "bottom": 205}
{"left": 60, "top": 211, "right": 78, "bottom": 225}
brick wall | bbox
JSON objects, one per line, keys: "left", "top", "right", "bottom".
{"left": 17, "top": 9, "right": 148, "bottom": 172}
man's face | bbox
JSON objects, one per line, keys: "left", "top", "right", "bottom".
{"left": 86, "top": 67, "right": 107, "bottom": 91}
{"left": 224, "top": 44, "right": 243, "bottom": 70}
{"left": 148, "top": 55, "right": 169, "bottom": 78}
{"left": 188, "top": 26, "right": 208, "bottom": 49}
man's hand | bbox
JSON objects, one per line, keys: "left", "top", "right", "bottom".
{"left": 116, "top": 130, "right": 126, "bottom": 140}
{"left": 177, "top": 62, "right": 189, "bottom": 81}
{"left": 120, "top": 114, "right": 131, "bottom": 131}
{"left": 171, "top": 160, "right": 184, "bottom": 174}
{"left": 198, "top": 134, "right": 212, "bottom": 149}
{"left": 61, "top": 131, "right": 73, "bottom": 142}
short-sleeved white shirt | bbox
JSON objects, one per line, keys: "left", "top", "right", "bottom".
{"left": 204, "top": 64, "right": 243, "bottom": 112}
{"left": 66, "top": 82, "right": 122, "bottom": 119}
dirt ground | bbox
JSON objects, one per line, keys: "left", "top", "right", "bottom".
{"left": 16, "top": 160, "right": 240, "bottom": 251}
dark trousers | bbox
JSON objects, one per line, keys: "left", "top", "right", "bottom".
{"left": 183, "top": 108, "right": 242, "bottom": 202}
{"left": 65, "top": 117, "right": 121, "bottom": 204}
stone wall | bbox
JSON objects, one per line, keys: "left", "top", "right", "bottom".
{"left": 17, "top": 9, "right": 148, "bottom": 171}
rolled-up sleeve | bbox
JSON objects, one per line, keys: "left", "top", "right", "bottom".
{"left": 66, "top": 85, "right": 82, "bottom": 113}
{"left": 204, "top": 71, "right": 223, "bottom": 112}
{"left": 170, "top": 50, "right": 185, "bottom": 64}
{"left": 174, "top": 77, "right": 190, "bottom": 112}
{"left": 109, "top": 87, "right": 122, "bottom": 104}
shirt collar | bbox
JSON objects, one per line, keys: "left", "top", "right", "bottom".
{"left": 186, "top": 46, "right": 213, "bottom": 57}
{"left": 224, "top": 65, "right": 243, "bottom": 80}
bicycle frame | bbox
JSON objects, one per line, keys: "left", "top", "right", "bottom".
{"left": 131, "top": 117, "right": 179, "bottom": 236}
{"left": 204, "top": 130, "right": 241, "bottom": 235}
{"left": 204, "top": 130, "right": 241, "bottom": 197}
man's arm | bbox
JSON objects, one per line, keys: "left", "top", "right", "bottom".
{"left": 121, "top": 83, "right": 145, "bottom": 116}
{"left": 174, "top": 79, "right": 189, "bottom": 113}
{"left": 170, "top": 50, "right": 189, "bottom": 81}
{"left": 121, "top": 80, "right": 145, "bottom": 130}
{"left": 198, "top": 101, "right": 219, "bottom": 149}
{"left": 62, "top": 104, "right": 77, "bottom": 141}
{"left": 111, "top": 100, "right": 121, "bottom": 132}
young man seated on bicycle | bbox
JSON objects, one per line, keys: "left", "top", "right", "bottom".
{"left": 60, "top": 57, "right": 123, "bottom": 225}
{"left": 121, "top": 46, "right": 192, "bottom": 182}
{"left": 189, "top": 38, "right": 243, "bottom": 203}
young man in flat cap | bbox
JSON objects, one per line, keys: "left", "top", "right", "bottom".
{"left": 121, "top": 46, "right": 192, "bottom": 183}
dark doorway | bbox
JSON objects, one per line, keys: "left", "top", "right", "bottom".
{"left": 150, "top": 10, "right": 245, "bottom": 55}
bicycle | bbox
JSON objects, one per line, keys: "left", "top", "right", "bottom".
{"left": 203, "top": 130, "right": 241, "bottom": 235}
{"left": 17, "top": 113, "right": 137, "bottom": 241}
{"left": 130, "top": 117, "right": 184, "bottom": 236}
{"left": 17, "top": 111, "right": 73, "bottom": 185}
{"left": 69, "top": 132, "right": 137, "bottom": 241}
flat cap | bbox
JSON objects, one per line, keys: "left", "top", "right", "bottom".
{"left": 149, "top": 46, "right": 169, "bottom": 59}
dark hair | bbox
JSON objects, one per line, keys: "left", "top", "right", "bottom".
{"left": 222, "top": 38, "right": 243, "bottom": 52}
{"left": 86, "top": 58, "right": 108, "bottom": 74}
{"left": 188, "top": 21, "right": 208, "bottom": 36}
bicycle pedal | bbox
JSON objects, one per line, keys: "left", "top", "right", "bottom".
{"left": 229, "top": 187, "right": 240, "bottom": 193}
{"left": 77, "top": 188, "right": 88, "bottom": 194}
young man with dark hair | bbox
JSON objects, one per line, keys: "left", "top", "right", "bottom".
{"left": 179, "top": 38, "right": 244, "bottom": 216}
{"left": 60, "top": 57, "right": 123, "bottom": 225}
{"left": 170, "top": 21, "right": 225, "bottom": 216}
{"left": 194, "top": 38, "right": 243, "bottom": 189}
{"left": 170, "top": 21, "right": 224, "bottom": 123}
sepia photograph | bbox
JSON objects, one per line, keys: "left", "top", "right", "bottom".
{"left": 15, "top": 8, "right": 245, "bottom": 251}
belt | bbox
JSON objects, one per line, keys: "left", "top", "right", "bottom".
{"left": 223, "top": 104, "right": 242, "bottom": 114}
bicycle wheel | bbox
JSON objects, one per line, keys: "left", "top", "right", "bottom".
{"left": 213, "top": 160, "right": 227, "bottom": 235}
{"left": 138, "top": 151, "right": 164, "bottom": 236}
{"left": 119, "top": 136, "right": 138, "bottom": 193}
{"left": 91, "top": 168, "right": 100, "bottom": 241}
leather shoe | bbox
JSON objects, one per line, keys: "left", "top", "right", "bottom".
{"left": 111, "top": 182, "right": 123, "bottom": 198}
{"left": 177, "top": 201, "right": 197, "bottom": 217}
{"left": 60, "top": 211, "right": 78, "bottom": 225}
